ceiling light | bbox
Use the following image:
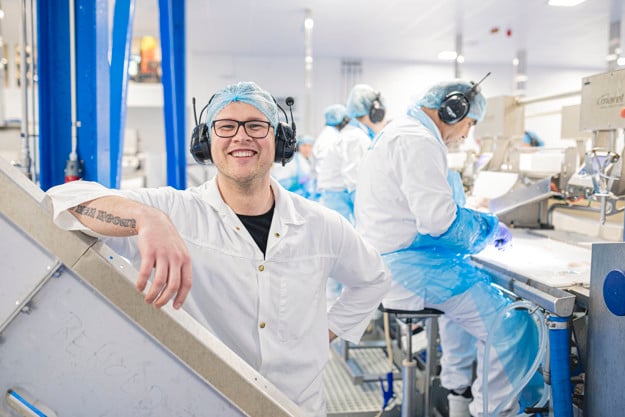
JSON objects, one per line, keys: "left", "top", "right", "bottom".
{"left": 606, "top": 53, "right": 618, "bottom": 62}
{"left": 617, "top": 57, "right": 625, "bottom": 66}
{"left": 456, "top": 55, "right": 465, "bottom": 64}
{"left": 547, "top": 0, "right": 587, "bottom": 6}
{"left": 437, "top": 50, "right": 457, "bottom": 61}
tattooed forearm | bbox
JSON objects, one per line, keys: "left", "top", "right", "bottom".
{"left": 71, "top": 204, "right": 137, "bottom": 229}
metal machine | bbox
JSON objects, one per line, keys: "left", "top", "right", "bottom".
{"left": 0, "top": 157, "right": 303, "bottom": 417}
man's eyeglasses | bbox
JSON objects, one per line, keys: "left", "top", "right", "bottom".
{"left": 211, "top": 119, "right": 273, "bottom": 139}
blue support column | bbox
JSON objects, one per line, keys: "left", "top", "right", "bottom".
{"left": 158, "top": 0, "right": 186, "bottom": 189}
{"left": 37, "top": 2, "right": 72, "bottom": 190}
{"left": 548, "top": 315, "right": 573, "bottom": 417}
{"left": 75, "top": 0, "right": 111, "bottom": 185}
{"left": 110, "top": 0, "right": 136, "bottom": 189}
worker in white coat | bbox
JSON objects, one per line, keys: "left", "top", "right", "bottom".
{"left": 318, "top": 85, "right": 386, "bottom": 225}
{"left": 272, "top": 135, "right": 315, "bottom": 199}
{"left": 46, "top": 81, "right": 391, "bottom": 417}
{"left": 312, "top": 104, "right": 349, "bottom": 193}
{"left": 354, "top": 79, "right": 542, "bottom": 417}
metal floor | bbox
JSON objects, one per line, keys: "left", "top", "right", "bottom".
{"left": 324, "top": 342, "right": 403, "bottom": 417}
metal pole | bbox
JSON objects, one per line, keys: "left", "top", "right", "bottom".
{"left": 19, "top": 0, "right": 31, "bottom": 179}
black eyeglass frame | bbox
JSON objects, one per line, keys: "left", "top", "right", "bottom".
{"left": 211, "top": 119, "right": 273, "bottom": 139}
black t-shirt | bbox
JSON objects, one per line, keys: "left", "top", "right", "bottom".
{"left": 236, "top": 203, "right": 275, "bottom": 256}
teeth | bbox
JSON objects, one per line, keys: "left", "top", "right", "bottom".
{"left": 231, "top": 150, "right": 254, "bottom": 157}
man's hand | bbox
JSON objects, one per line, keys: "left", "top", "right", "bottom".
{"left": 135, "top": 208, "right": 192, "bottom": 309}
{"left": 69, "top": 197, "right": 192, "bottom": 309}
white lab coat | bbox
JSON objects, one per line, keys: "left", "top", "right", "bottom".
{"left": 337, "top": 122, "right": 373, "bottom": 193}
{"left": 311, "top": 125, "right": 339, "bottom": 181}
{"left": 314, "top": 126, "right": 344, "bottom": 191}
{"left": 354, "top": 114, "right": 457, "bottom": 254}
{"left": 47, "top": 178, "right": 391, "bottom": 417}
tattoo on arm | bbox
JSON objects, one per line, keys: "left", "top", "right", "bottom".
{"left": 71, "top": 204, "right": 137, "bottom": 229}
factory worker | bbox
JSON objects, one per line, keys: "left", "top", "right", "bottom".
{"left": 354, "top": 79, "right": 542, "bottom": 417}
{"left": 271, "top": 135, "right": 315, "bottom": 199}
{"left": 317, "top": 85, "right": 386, "bottom": 224}
{"left": 312, "top": 104, "right": 350, "bottom": 192}
{"left": 46, "top": 81, "right": 391, "bottom": 417}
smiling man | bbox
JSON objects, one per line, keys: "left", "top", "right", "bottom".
{"left": 46, "top": 81, "right": 391, "bottom": 417}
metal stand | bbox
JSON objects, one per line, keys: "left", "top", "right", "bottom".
{"left": 383, "top": 307, "right": 443, "bottom": 417}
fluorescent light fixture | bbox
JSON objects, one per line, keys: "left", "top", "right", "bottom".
{"left": 547, "top": 0, "right": 587, "bottom": 6}
{"left": 606, "top": 53, "right": 618, "bottom": 62}
{"left": 437, "top": 50, "right": 457, "bottom": 60}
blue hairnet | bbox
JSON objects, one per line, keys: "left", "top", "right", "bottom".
{"left": 346, "top": 84, "right": 382, "bottom": 119}
{"left": 324, "top": 104, "right": 348, "bottom": 126}
{"left": 297, "top": 135, "right": 315, "bottom": 145}
{"left": 204, "top": 81, "right": 279, "bottom": 129}
{"left": 414, "top": 80, "right": 487, "bottom": 122}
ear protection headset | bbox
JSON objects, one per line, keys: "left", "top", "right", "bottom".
{"left": 369, "top": 92, "right": 386, "bottom": 123}
{"left": 438, "top": 72, "right": 491, "bottom": 125}
{"left": 336, "top": 116, "right": 350, "bottom": 131}
{"left": 190, "top": 95, "right": 297, "bottom": 166}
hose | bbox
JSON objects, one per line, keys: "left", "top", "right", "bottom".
{"left": 482, "top": 300, "right": 548, "bottom": 417}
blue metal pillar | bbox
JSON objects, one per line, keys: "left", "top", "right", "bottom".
{"left": 158, "top": 0, "right": 186, "bottom": 189}
{"left": 548, "top": 315, "right": 573, "bottom": 417}
{"left": 37, "top": 0, "right": 111, "bottom": 189}
{"left": 37, "top": 2, "right": 72, "bottom": 190}
{"left": 110, "top": 0, "right": 136, "bottom": 189}
{"left": 75, "top": 0, "right": 111, "bottom": 185}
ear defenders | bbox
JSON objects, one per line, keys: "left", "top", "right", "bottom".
{"left": 190, "top": 95, "right": 297, "bottom": 166}
{"left": 438, "top": 72, "right": 491, "bottom": 125}
{"left": 369, "top": 92, "right": 386, "bottom": 124}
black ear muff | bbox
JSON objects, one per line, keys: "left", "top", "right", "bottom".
{"left": 438, "top": 92, "right": 470, "bottom": 125}
{"left": 274, "top": 96, "right": 297, "bottom": 166}
{"left": 190, "top": 123, "right": 211, "bottom": 164}
{"left": 438, "top": 72, "right": 492, "bottom": 125}
{"left": 369, "top": 93, "right": 386, "bottom": 124}
{"left": 275, "top": 122, "right": 296, "bottom": 165}
{"left": 190, "top": 96, "right": 213, "bottom": 164}
{"left": 337, "top": 116, "right": 350, "bottom": 131}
